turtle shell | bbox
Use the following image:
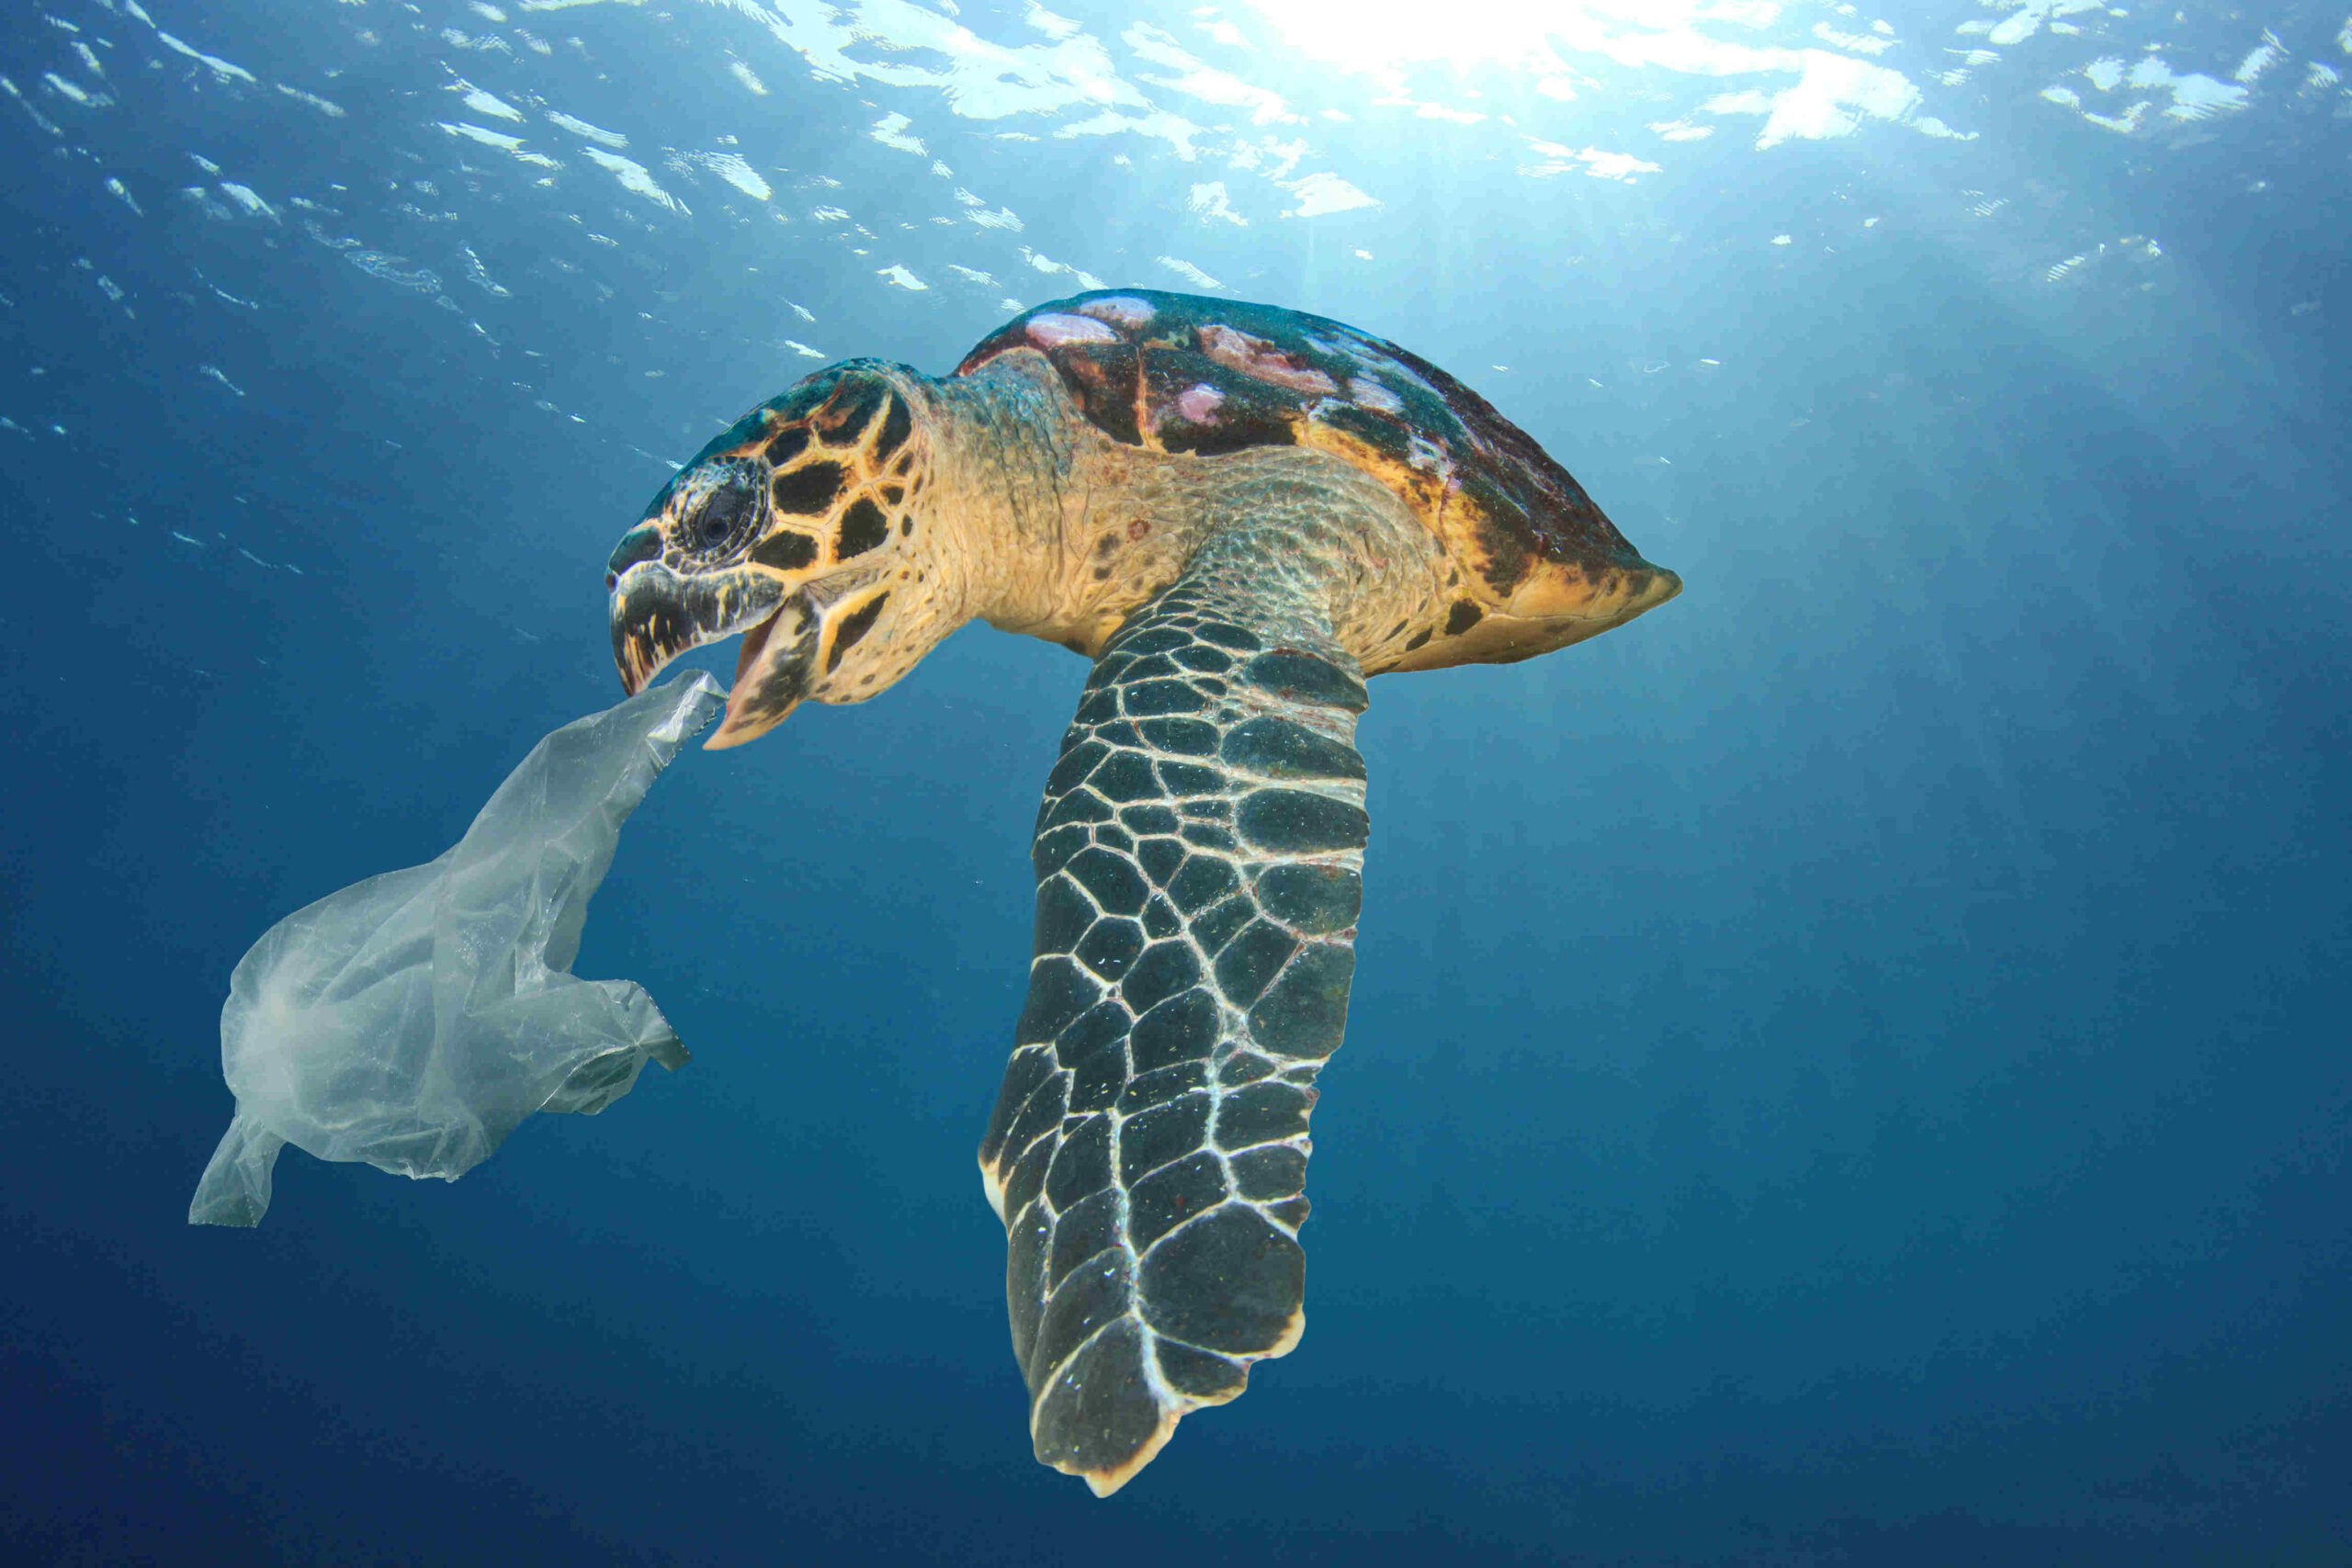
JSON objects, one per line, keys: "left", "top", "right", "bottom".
{"left": 955, "top": 289, "right": 1674, "bottom": 633}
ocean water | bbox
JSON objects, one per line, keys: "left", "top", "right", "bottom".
{"left": 3, "top": 0, "right": 2347, "bottom": 1562}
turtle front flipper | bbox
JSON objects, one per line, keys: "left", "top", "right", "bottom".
{"left": 978, "top": 565, "right": 1369, "bottom": 1496}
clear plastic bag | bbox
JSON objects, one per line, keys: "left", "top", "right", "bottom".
{"left": 189, "top": 672, "right": 723, "bottom": 1226}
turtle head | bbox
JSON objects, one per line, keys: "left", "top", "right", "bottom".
{"left": 606, "top": 361, "right": 955, "bottom": 749}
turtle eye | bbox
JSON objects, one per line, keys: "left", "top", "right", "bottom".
{"left": 679, "top": 465, "right": 763, "bottom": 557}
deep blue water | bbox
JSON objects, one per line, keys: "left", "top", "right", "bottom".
{"left": 4, "top": 1, "right": 2348, "bottom": 1562}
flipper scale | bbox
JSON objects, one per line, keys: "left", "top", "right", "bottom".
{"left": 979, "top": 563, "right": 1368, "bottom": 1496}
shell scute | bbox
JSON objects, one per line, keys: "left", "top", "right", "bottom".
{"left": 1345, "top": 376, "right": 1405, "bottom": 416}
{"left": 1059, "top": 340, "right": 1145, "bottom": 446}
{"left": 1075, "top": 295, "right": 1158, "bottom": 330}
{"left": 1145, "top": 355, "right": 1296, "bottom": 457}
{"left": 1196, "top": 323, "right": 1338, "bottom": 398}
{"left": 1027, "top": 311, "right": 1121, "bottom": 350}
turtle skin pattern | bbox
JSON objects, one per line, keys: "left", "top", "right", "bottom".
{"left": 977, "top": 565, "right": 1369, "bottom": 1494}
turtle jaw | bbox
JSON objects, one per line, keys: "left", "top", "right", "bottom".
{"left": 706, "top": 592, "right": 820, "bottom": 750}
{"left": 609, "top": 561, "right": 817, "bottom": 747}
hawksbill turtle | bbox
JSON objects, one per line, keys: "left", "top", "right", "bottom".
{"left": 605, "top": 288, "right": 1679, "bottom": 1495}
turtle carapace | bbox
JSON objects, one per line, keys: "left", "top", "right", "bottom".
{"left": 605, "top": 289, "right": 1680, "bottom": 1495}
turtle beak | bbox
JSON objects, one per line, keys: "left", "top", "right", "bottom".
{"left": 608, "top": 558, "right": 785, "bottom": 695}
{"left": 609, "top": 559, "right": 812, "bottom": 747}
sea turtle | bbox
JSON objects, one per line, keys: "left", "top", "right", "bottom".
{"left": 605, "top": 288, "right": 1679, "bottom": 1495}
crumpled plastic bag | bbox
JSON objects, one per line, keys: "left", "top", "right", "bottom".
{"left": 189, "top": 671, "right": 724, "bottom": 1227}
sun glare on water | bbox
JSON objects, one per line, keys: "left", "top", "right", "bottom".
{"left": 1241, "top": 0, "right": 1785, "bottom": 77}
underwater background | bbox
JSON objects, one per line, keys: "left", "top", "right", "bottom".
{"left": 3, "top": 0, "right": 2348, "bottom": 1562}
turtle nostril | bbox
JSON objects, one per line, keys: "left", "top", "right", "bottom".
{"left": 605, "top": 571, "right": 618, "bottom": 592}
